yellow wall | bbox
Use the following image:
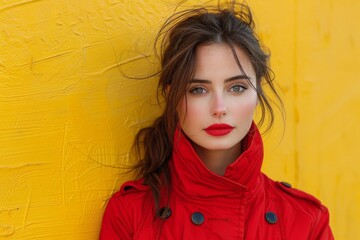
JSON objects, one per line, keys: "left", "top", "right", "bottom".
{"left": 0, "top": 0, "right": 358, "bottom": 239}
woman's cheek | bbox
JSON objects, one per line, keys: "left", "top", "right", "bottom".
{"left": 177, "top": 98, "right": 189, "bottom": 124}
{"left": 234, "top": 98, "right": 257, "bottom": 118}
{"left": 185, "top": 101, "right": 204, "bottom": 121}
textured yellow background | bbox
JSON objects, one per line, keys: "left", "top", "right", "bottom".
{"left": 0, "top": 0, "right": 358, "bottom": 239}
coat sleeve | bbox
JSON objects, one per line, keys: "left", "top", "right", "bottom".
{"left": 311, "top": 207, "right": 334, "bottom": 240}
{"left": 99, "top": 193, "right": 133, "bottom": 240}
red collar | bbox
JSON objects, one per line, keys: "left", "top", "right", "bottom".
{"left": 170, "top": 122, "right": 263, "bottom": 197}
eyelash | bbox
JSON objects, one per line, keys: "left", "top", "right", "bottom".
{"left": 188, "top": 84, "right": 247, "bottom": 95}
{"left": 229, "top": 84, "right": 247, "bottom": 93}
{"left": 189, "top": 87, "right": 208, "bottom": 95}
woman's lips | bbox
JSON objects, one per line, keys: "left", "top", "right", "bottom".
{"left": 204, "top": 124, "right": 234, "bottom": 136}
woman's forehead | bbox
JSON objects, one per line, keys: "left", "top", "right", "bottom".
{"left": 193, "top": 43, "right": 256, "bottom": 82}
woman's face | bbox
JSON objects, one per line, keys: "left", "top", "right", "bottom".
{"left": 177, "top": 43, "right": 258, "bottom": 152}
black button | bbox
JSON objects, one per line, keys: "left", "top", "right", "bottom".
{"left": 191, "top": 212, "right": 205, "bottom": 225}
{"left": 265, "top": 211, "right": 278, "bottom": 224}
{"left": 281, "top": 181, "right": 292, "bottom": 188}
{"left": 159, "top": 207, "right": 172, "bottom": 220}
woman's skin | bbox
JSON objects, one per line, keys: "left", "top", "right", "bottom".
{"left": 177, "top": 43, "right": 258, "bottom": 175}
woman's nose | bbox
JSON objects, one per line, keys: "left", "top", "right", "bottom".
{"left": 212, "top": 94, "right": 227, "bottom": 118}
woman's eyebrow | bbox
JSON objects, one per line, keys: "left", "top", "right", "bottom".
{"left": 190, "top": 75, "right": 251, "bottom": 83}
{"left": 189, "top": 79, "right": 211, "bottom": 84}
{"left": 225, "top": 75, "right": 251, "bottom": 82}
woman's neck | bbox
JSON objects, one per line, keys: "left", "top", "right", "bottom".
{"left": 192, "top": 141, "right": 242, "bottom": 176}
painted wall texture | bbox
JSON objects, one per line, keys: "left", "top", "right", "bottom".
{"left": 0, "top": 0, "right": 358, "bottom": 239}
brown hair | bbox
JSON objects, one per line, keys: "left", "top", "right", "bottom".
{"left": 132, "top": 2, "right": 283, "bottom": 217}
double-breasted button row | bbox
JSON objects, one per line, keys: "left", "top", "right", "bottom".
{"left": 159, "top": 208, "right": 206, "bottom": 225}
{"left": 159, "top": 208, "right": 277, "bottom": 225}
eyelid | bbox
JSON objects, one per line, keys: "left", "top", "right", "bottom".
{"left": 188, "top": 84, "right": 206, "bottom": 90}
{"left": 230, "top": 82, "right": 248, "bottom": 88}
{"left": 229, "top": 79, "right": 249, "bottom": 86}
{"left": 188, "top": 85, "right": 208, "bottom": 94}
{"left": 228, "top": 83, "right": 247, "bottom": 93}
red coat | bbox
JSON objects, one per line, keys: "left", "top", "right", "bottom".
{"left": 100, "top": 124, "right": 334, "bottom": 239}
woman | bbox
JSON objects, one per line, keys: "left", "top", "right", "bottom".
{"left": 100, "top": 2, "right": 334, "bottom": 239}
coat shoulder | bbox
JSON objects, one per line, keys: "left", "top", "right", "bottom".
{"left": 263, "top": 176, "right": 327, "bottom": 212}
{"left": 104, "top": 179, "right": 152, "bottom": 229}
{"left": 275, "top": 181, "right": 324, "bottom": 208}
{"left": 111, "top": 178, "right": 151, "bottom": 204}
{"left": 119, "top": 178, "right": 149, "bottom": 194}
{"left": 261, "top": 176, "right": 334, "bottom": 239}
{"left": 100, "top": 179, "right": 152, "bottom": 239}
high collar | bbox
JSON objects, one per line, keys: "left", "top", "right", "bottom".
{"left": 170, "top": 122, "right": 264, "bottom": 198}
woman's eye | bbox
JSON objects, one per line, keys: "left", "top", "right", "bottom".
{"left": 230, "top": 85, "right": 246, "bottom": 93}
{"left": 189, "top": 87, "right": 207, "bottom": 95}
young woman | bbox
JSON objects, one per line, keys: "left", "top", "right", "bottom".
{"left": 100, "top": 3, "right": 334, "bottom": 239}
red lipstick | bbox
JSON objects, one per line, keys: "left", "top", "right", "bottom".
{"left": 204, "top": 124, "right": 234, "bottom": 136}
